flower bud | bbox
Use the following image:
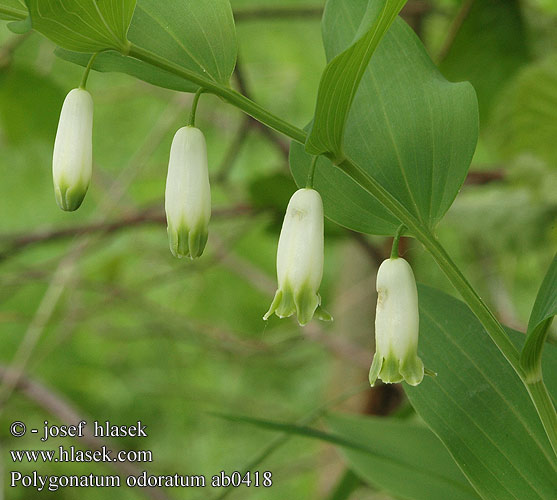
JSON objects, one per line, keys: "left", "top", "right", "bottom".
{"left": 369, "top": 257, "right": 424, "bottom": 386}
{"left": 52, "top": 88, "right": 93, "bottom": 211}
{"left": 165, "top": 126, "right": 211, "bottom": 259}
{"left": 264, "top": 188, "right": 332, "bottom": 326}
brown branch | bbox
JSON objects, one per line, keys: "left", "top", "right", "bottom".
{"left": 0, "top": 205, "right": 252, "bottom": 263}
{"left": 436, "top": 0, "right": 475, "bottom": 63}
{"left": 0, "top": 32, "right": 32, "bottom": 69}
{"left": 233, "top": 2, "right": 432, "bottom": 22}
{"left": 233, "top": 6, "right": 323, "bottom": 22}
{"left": 215, "top": 117, "right": 252, "bottom": 183}
{"left": 465, "top": 169, "right": 505, "bottom": 185}
{"left": 0, "top": 365, "right": 171, "bottom": 500}
{"left": 233, "top": 57, "right": 290, "bottom": 160}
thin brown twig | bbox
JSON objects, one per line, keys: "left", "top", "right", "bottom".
{"left": 215, "top": 118, "right": 252, "bottom": 183}
{"left": 0, "top": 204, "right": 252, "bottom": 263}
{"left": 234, "top": 6, "right": 323, "bottom": 21}
{"left": 0, "top": 31, "right": 32, "bottom": 68}
{"left": 436, "top": 0, "right": 475, "bottom": 64}
{"left": 233, "top": 2, "right": 432, "bottom": 22}
{"left": 233, "top": 57, "right": 290, "bottom": 160}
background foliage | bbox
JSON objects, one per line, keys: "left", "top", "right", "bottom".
{"left": 0, "top": 0, "right": 555, "bottom": 499}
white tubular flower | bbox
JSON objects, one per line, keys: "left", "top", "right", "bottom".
{"left": 52, "top": 88, "right": 93, "bottom": 211}
{"left": 264, "top": 188, "right": 332, "bottom": 326}
{"left": 165, "top": 126, "right": 211, "bottom": 259}
{"left": 369, "top": 257, "right": 424, "bottom": 386}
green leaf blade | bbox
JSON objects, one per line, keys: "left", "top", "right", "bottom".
{"left": 216, "top": 411, "right": 481, "bottom": 500}
{"left": 27, "top": 0, "right": 137, "bottom": 53}
{"left": 521, "top": 254, "right": 557, "bottom": 380}
{"left": 128, "top": 0, "right": 237, "bottom": 86}
{"left": 55, "top": 0, "right": 237, "bottom": 92}
{"left": 406, "top": 286, "right": 557, "bottom": 500}
{"left": 0, "top": 0, "right": 27, "bottom": 21}
{"left": 290, "top": 0, "right": 479, "bottom": 235}
{"left": 305, "top": 0, "right": 407, "bottom": 158}
{"left": 326, "top": 413, "right": 481, "bottom": 500}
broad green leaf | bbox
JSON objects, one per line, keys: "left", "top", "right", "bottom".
{"left": 27, "top": 0, "right": 137, "bottom": 53}
{"left": 490, "top": 54, "right": 557, "bottom": 165}
{"left": 218, "top": 411, "right": 480, "bottom": 500}
{"left": 56, "top": 0, "right": 236, "bottom": 91}
{"left": 326, "top": 413, "right": 481, "bottom": 500}
{"left": 0, "top": 0, "right": 26, "bottom": 21}
{"left": 406, "top": 285, "right": 557, "bottom": 500}
{"left": 305, "top": 0, "right": 407, "bottom": 158}
{"left": 521, "top": 254, "right": 557, "bottom": 380}
{"left": 440, "top": 0, "right": 530, "bottom": 120}
{"left": 290, "top": 0, "right": 478, "bottom": 235}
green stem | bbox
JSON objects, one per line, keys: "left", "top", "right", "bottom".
{"left": 188, "top": 88, "right": 204, "bottom": 127}
{"left": 128, "top": 44, "right": 307, "bottom": 144}
{"left": 126, "top": 42, "right": 557, "bottom": 454}
{"left": 306, "top": 156, "right": 318, "bottom": 188}
{"left": 526, "top": 380, "right": 557, "bottom": 457}
{"left": 390, "top": 224, "right": 405, "bottom": 259}
{"left": 79, "top": 53, "right": 98, "bottom": 90}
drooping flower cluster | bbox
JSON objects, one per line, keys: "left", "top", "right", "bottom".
{"left": 50, "top": 81, "right": 423, "bottom": 378}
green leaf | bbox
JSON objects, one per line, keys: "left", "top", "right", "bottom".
{"left": 305, "top": 0, "right": 407, "bottom": 159}
{"left": 0, "top": 0, "right": 27, "bottom": 21}
{"left": 520, "top": 254, "right": 557, "bottom": 381}
{"left": 406, "top": 285, "right": 557, "bottom": 500}
{"left": 26, "top": 0, "right": 137, "bottom": 53}
{"left": 290, "top": 0, "right": 478, "bottom": 235}
{"left": 439, "top": 0, "right": 530, "bottom": 120}
{"left": 326, "top": 413, "right": 481, "bottom": 500}
{"left": 215, "top": 412, "right": 480, "bottom": 500}
{"left": 56, "top": 0, "right": 237, "bottom": 92}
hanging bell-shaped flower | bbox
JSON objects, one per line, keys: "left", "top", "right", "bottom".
{"left": 264, "top": 188, "right": 332, "bottom": 326}
{"left": 369, "top": 257, "right": 424, "bottom": 386}
{"left": 52, "top": 88, "right": 93, "bottom": 211}
{"left": 165, "top": 126, "right": 211, "bottom": 259}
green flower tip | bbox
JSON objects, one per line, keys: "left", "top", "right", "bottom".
{"left": 368, "top": 351, "right": 425, "bottom": 387}
{"left": 54, "top": 183, "right": 88, "bottom": 212}
{"left": 168, "top": 223, "right": 208, "bottom": 259}
{"left": 263, "top": 284, "right": 332, "bottom": 327}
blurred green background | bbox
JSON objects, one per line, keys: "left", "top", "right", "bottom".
{"left": 0, "top": 0, "right": 555, "bottom": 498}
